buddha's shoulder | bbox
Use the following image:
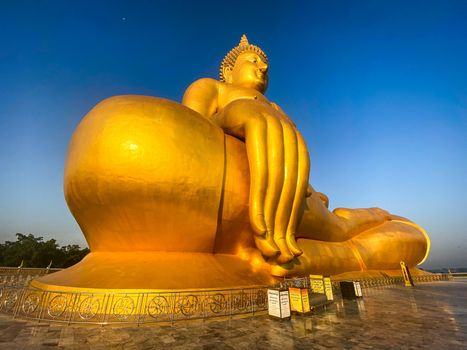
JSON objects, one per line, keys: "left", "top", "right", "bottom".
{"left": 186, "top": 77, "right": 221, "bottom": 91}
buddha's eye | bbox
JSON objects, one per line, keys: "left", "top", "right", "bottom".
{"left": 251, "top": 58, "right": 257, "bottom": 63}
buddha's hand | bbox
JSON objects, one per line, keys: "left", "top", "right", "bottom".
{"left": 212, "top": 99, "right": 310, "bottom": 263}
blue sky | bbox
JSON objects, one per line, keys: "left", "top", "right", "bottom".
{"left": 0, "top": 1, "right": 466, "bottom": 269}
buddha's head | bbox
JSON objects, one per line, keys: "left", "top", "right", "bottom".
{"left": 220, "top": 35, "right": 269, "bottom": 93}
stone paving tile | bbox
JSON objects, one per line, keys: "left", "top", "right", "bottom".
{"left": 0, "top": 281, "right": 466, "bottom": 349}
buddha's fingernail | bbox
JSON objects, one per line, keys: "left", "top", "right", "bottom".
{"left": 287, "top": 234, "right": 303, "bottom": 256}
{"left": 254, "top": 236, "right": 279, "bottom": 257}
{"left": 276, "top": 238, "right": 294, "bottom": 264}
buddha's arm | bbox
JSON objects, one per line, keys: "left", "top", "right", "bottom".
{"left": 211, "top": 100, "right": 310, "bottom": 264}
{"left": 183, "top": 80, "right": 311, "bottom": 264}
{"left": 182, "top": 78, "right": 219, "bottom": 119}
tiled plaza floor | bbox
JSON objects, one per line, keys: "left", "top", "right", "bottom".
{"left": 0, "top": 280, "right": 466, "bottom": 349}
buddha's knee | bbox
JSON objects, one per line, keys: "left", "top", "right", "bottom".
{"left": 65, "top": 95, "right": 226, "bottom": 252}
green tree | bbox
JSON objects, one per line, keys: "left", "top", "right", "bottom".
{"left": 0, "top": 233, "right": 89, "bottom": 268}
{"left": 60, "top": 245, "right": 90, "bottom": 267}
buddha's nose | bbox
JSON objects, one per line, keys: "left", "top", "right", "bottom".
{"left": 259, "top": 63, "right": 268, "bottom": 73}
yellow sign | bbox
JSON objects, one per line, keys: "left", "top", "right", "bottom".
{"left": 310, "top": 275, "right": 325, "bottom": 294}
{"left": 301, "top": 288, "right": 310, "bottom": 312}
{"left": 400, "top": 261, "right": 414, "bottom": 287}
{"left": 289, "top": 288, "right": 310, "bottom": 313}
{"left": 323, "top": 277, "right": 334, "bottom": 300}
{"left": 289, "top": 288, "right": 302, "bottom": 312}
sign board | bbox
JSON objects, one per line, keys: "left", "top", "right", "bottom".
{"left": 289, "top": 288, "right": 310, "bottom": 313}
{"left": 309, "top": 274, "right": 325, "bottom": 294}
{"left": 323, "top": 277, "right": 334, "bottom": 301}
{"left": 280, "top": 290, "right": 291, "bottom": 317}
{"left": 353, "top": 281, "right": 363, "bottom": 297}
{"left": 289, "top": 288, "right": 303, "bottom": 312}
{"left": 340, "top": 281, "right": 359, "bottom": 299}
{"left": 268, "top": 289, "right": 281, "bottom": 317}
{"left": 301, "top": 288, "right": 310, "bottom": 312}
{"left": 268, "top": 289, "right": 291, "bottom": 318}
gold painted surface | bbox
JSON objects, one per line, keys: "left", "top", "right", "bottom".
{"left": 64, "top": 96, "right": 225, "bottom": 253}
{"left": 31, "top": 252, "right": 276, "bottom": 291}
{"left": 35, "top": 35, "right": 430, "bottom": 292}
{"left": 7, "top": 284, "right": 269, "bottom": 324}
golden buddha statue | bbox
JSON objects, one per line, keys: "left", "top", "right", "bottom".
{"left": 33, "top": 35, "right": 429, "bottom": 292}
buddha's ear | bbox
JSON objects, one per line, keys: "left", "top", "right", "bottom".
{"left": 223, "top": 66, "right": 233, "bottom": 83}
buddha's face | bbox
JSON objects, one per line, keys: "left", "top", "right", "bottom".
{"left": 224, "top": 51, "right": 268, "bottom": 93}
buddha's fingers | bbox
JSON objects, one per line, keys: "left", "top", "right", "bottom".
{"left": 274, "top": 121, "right": 298, "bottom": 264}
{"left": 286, "top": 131, "right": 310, "bottom": 257}
{"left": 244, "top": 117, "right": 268, "bottom": 237}
{"left": 262, "top": 114, "right": 284, "bottom": 256}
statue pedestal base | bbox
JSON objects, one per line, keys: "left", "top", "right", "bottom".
{"left": 31, "top": 252, "right": 277, "bottom": 292}
{"left": 19, "top": 252, "right": 275, "bottom": 324}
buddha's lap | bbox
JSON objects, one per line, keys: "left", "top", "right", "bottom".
{"left": 269, "top": 220, "right": 428, "bottom": 276}
{"left": 65, "top": 95, "right": 236, "bottom": 252}
{"left": 64, "top": 95, "right": 268, "bottom": 255}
